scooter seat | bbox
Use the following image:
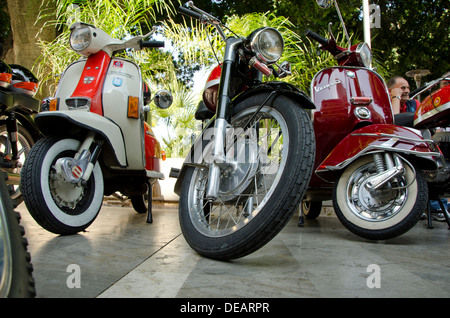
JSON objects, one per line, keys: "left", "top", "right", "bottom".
{"left": 394, "top": 112, "right": 414, "bottom": 127}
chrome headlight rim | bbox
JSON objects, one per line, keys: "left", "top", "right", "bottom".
{"left": 250, "top": 27, "right": 284, "bottom": 65}
{"left": 69, "top": 24, "right": 92, "bottom": 53}
{"left": 356, "top": 42, "right": 372, "bottom": 68}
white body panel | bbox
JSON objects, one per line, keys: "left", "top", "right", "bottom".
{"left": 103, "top": 58, "right": 145, "bottom": 170}
{"left": 51, "top": 57, "right": 145, "bottom": 170}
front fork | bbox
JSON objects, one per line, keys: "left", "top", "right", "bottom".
{"left": 54, "top": 131, "right": 103, "bottom": 186}
{"left": 205, "top": 117, "right": 230, "bottom": 201}
{"left": 365, "top": 152, "right": 409, "bottom": 193}
{"left": 205, "top": 37, "right": 242, "bottom": 202}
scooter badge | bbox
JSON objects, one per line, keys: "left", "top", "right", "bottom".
{"left": 113, "top": 61, "right": 124, "bottom": 68}
{"left": 112, "top": 77, "right": 123, "bottom": 87}
{"left": 72, "top": 165, "right": 83, "bottom": 179}
{"left": 84, "top": 76, "right": 94, "bottom": 84}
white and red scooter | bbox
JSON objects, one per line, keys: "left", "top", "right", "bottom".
{"left": 20, "top": 23, "right": 172, "bottom": 234}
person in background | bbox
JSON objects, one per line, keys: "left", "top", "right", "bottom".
{"left": 388, "top": 76, "right": 420, "bottom": 114}
{"left": 389, "top": 75, "right": 447, "bottom": 221}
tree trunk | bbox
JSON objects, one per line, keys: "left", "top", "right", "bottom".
{"left": 5, "top": 0, "right": 56, "bottom": 98}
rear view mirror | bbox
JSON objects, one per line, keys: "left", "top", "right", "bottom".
{"left": 154, "top": 89, "right": 173, "bottom": 109}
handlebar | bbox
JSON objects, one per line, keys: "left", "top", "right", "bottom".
{"left": 305, "top": 28, "right": 344, "bottom": 57}
{"left": 178, "top": 6, "right": 202, "bottom": 20}
{"left": 140, "top": 40, "right": 165, "bottom": 49}
{"left": 304, "top": 29, "right": 329, "bottom": 46}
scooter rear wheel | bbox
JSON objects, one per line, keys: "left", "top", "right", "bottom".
{"left": 333, "top": 155, "right": 427, "bottom": 240}
{"left": 21, "top": 137, "right": 104, "bottom": 234}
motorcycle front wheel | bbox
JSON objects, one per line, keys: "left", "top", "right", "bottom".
{"left": 0, "top": 169, "right": 35, "bottom": 298}
{"left": 179, "top": 94, "right": 315, "bottom": 260}
{"left": 333, "top": 155, "right": 427, "bottom": 240}
{"left": 21, "top": 137, "right": 104, "bottom": 235}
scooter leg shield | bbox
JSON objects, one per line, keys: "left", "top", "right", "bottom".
{"left": 35, "top": 110, "right": 127, "bottom": 167}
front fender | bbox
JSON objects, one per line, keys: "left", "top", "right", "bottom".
{"left": 315, "top": 124, "right": 441, "bottom": 182}
{"left": 233, "top": 81, "right": 315, "bottom": 110}
{"left": 35, "top": 110, "right": 127, "bottom": 167}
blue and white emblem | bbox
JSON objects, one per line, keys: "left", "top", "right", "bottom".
{"left": 112, "top": 77, "right": 123, "bottom": 87}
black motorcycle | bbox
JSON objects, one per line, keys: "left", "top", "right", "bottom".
{"left": 0, "top": 60, "right": 41, "bottom": 206}
{"left": 173, "top": 2, "right": 316, "bottom": 260}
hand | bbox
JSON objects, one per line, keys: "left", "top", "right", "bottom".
{"left": 390, "top": 87, "right": 403, "bottom": 99}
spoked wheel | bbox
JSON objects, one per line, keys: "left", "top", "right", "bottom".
{"left": 0, "top": 124, "right": 35, "bottom": 205}
{"left": 21, "top": 137, "right": 104, "bottom": 235}
{"left": 179, "top": 94, "right": 315, "bottom": 260}
{"left": 333, "top": 154, "right": 427, "bottom": 240}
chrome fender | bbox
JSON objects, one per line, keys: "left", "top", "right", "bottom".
{"left": 315, "top": 124, "right": 441, "bottom": 183}
{"left": 35, "top": 110, "right": 127, "bottom": 168}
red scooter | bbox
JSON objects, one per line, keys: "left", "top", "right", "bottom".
{"left": 299, "top": 0, "right": 441, "bottom": 240}
{"left": 411, "top": 74, "right": 450, "bottom": 228}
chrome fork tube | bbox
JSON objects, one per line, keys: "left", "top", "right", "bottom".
{"left": 205, "top": 118, "right": 228, "bottom": 201}
{"left": 205, "top": 37, "right": 242, "bottom": 202}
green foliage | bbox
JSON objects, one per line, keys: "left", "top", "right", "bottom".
{"left": 34, "top": 0, "right": 177, "bottom": 94}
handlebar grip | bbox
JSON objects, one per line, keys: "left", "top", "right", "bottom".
{"left": 178, "top": 6, "right": 202, "bottom": 20}
{"left": 140, "top": 40, "right": 165, "bottom": 48}
{"left": 409, "top": 85, "right": 427, "bottom": 97}
{"left": 304, "top": 29, "right": 329, "bottom": 46}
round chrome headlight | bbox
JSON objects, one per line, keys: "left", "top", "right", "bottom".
{"left": 250, "top": 27, "right": 284, "bottom": 64}
{"left": 356, "top": 43, "right": 372, "bottom": 68}
{"left": 70, "top": 25, "right": 92, "bottom": 53}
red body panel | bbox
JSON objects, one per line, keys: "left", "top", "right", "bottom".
{"left": 70, "top": 51, "right": 111, "bottom": 115}
{"left": 414, "top": 85, "right": 450, "bottom": 128}
{"left": 144, "top": 122, "right": 161, "bottom": 172}
{"left": 315, "top": 124, "right": 438, "bottom": 183}
{"left": 310, "top": 67, "right": 393, "bottom": 186}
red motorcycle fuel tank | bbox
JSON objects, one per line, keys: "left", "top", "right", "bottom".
{"left": 414, "top": 85, "right": 450, "bottom": 128}
{"left": 310, "top": 66, "right": 393, "bottom": 186}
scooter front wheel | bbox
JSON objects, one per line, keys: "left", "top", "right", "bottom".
{"left": 333, "top": 155, "right": 427, "bottom": 240}
{"left": 179, "top": 94, "right": 315, "bottom": 260}
{"left": 21, "top": 137, "right": 104, "bottom": 234}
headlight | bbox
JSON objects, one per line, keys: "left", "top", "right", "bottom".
{"left": 70, "top": 25, "right": 92, "bottom": 53}
{"left": 356, "top": 43, "right": 372, "bottom": 68}
{"left": 250, "top": 27, "right": 284, "bottom": 64}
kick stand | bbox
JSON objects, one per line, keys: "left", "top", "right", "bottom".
{"left": 298, "top": 205, "right": 304, "bottom": 227}
{"left": 427, "top": 201, "right": 433, "bottom": 229}
{"left": 437, "top": 199, "right": 450, "bottom": 229}
{"left": 146, "top": 184, "right": 153, "bottom": 224}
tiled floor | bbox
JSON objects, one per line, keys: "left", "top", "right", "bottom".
{"left": 17, "top": 202, "right": 450, "bottom": 298}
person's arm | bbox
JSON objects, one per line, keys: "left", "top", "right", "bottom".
{"left": 390, "top": 87, "right": 402, "bottom": 114}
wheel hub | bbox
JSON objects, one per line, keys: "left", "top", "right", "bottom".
{"left": 348, "top": 171, "right": 406, "bottom": 221}
{"left": 218, "top": 134, "right": 260, "bottom": 202}
{"left": 49, "top": 168, "right": 84, "bottom": 209}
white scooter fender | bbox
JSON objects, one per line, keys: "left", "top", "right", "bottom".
{"left": 34, "top": 110, "right": 127, "bottom": 168}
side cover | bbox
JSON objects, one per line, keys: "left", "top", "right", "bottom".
{"left": 315, "top": 124, "right": 441, "bottom": 182}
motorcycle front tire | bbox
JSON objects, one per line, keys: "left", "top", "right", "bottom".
{"left": 0, "top": 170, "right": 35, "bottom": 298}
{"left": 21, "top": 137, "right": 104, "bottom": 235}
{"left": 178, "top": 93, "right": 315, "bottom": 260}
